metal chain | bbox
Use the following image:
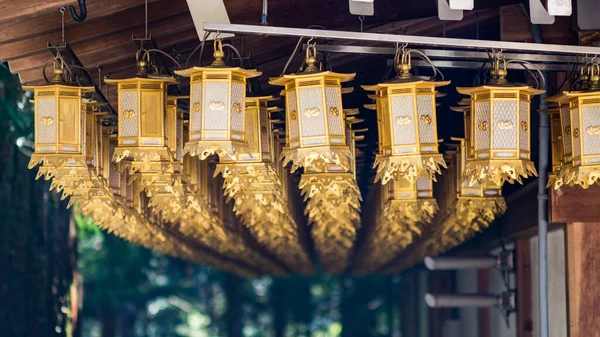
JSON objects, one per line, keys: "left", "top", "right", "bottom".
{"left": 60, "top": 7, "right": 66, "bottom": 47}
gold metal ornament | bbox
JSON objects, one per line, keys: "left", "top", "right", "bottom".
{"left": 270, "top": 44, "right": 361, "bottom": 274}
{"left": 175, "top": 38, "right": 261, "bottom": 160}
{"left": 363, "top": 49, "right": 449, "bottom": 185}
{"left": 214, "top": 96, "right": 313, "bottom": 274}
{"left": 547, "top": 63, "right": 600, "bottom": 189}
{"left": 269, "top": 44, "right": 355, "bottom": 173}
{"left": 456, "top": 57, "right": 543, "bottom": 186}
{"left": 25, "top": 57, "right": 95, "bottom": 199}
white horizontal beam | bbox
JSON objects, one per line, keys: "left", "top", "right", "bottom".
{"left": 204, "top": 22, "right": 600, "bottom": 56}
{"left": 424, "top": 256, "right": 499, "bottom": 270}
{"left": 425, "top": 293, "right": 499, "bottom": 308}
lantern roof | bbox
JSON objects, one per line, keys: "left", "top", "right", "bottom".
{"left": 559, "top": 89, "right": 600, "bottom": 98}
{"left": 22, "top": 83, "right": 95, "bottom": 92}
{"left": 104, "top": 75, "right": 178, "bottom": 85}
{"left": 362, "top": 79, "right": 450, "bottom": 92}
{"left": 246, "top": 95, "right": 279, "bottom": 103}
{"left": 174, "top": 66, "right": 261, "bottom": 79}
{"left": 456, "top": 84, "right": 545, "bottom": 96}
{"left": 268, "top": 70, "right": 355, "bottom": 87}
{"left": 449, "top": 105, "right": 470, "bottom": 113}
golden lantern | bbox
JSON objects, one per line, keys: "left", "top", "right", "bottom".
{"left": 457, "top": 57, "right": 544, "bottom": 186}
{"left": 547, "top": 69, "right": 600, "bottom": 189}
{"left": 357, "top": 176, "right": 437, "bottom": 273}
{"left": 363, "top": 50, "right": 449, "bottom": 185}
{"left": 212, "top": 96, "right": 313, "bottom": 274}
{"left": 105, "top": 75, "right": 177, "bottom": 165}
{"left": 269, "top": 44, "right": 355, "bottom": 172}
{"left": 175, "top": 39, "right": 261, "bottom": 160}
{"left": 25, "top": 58, "right": 95, "bottom": 198}
{"left": 166, "top": 96, "right": 187, "bottom": 163}
{"left": 541, "top": 105, "right": 565, "bottom": 187}
{"left": 269, "top": 43, "right": 361, "bottom": 274}
{"left": 454, "top": 138, "right": 506, "bottom": 229}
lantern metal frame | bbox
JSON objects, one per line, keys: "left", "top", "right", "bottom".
{"left": 364, "top": 50, "right": 449, "bottom": 185}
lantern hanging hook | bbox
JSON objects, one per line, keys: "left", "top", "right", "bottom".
{"left": 48, "top": 7, "right": 67, "bottom": 49}
{"left": 132, "top": 0, "right": 151, "bottom": 42}
{"left": 69, "top": 0, "right": 87, "bottom": 22}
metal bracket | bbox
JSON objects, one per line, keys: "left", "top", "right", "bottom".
{"left": 530, "top": 0, "right": 556, "bottom": 24}
{"left": 437, "top": 0, "right": 463, "bottom": 21}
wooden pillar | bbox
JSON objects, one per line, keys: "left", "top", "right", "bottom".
{"left": 551, "top": 185, "right": 600, "bottom": 336}
{"left": 478, "top": 269, "right": 491, "bottom": 337}
{"left": 515, "top": 238, "right": 533, "bottom": 337}
{"left": 566, "top": 222, "right": 600, "bottom": 337}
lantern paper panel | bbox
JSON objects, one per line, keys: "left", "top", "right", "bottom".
{"left": 364, "top": 80, "right": 449, "bottom": 185}
{"left": 456, "top": 84, "right": 544, "bottom": 186}
{"left": 269, "top": 70, "right": 355, "bottom": 173}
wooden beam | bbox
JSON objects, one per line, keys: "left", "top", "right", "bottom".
{"left": 0, "top": 0, "right": 78, "bottom": 24}
{"left": 0, "top": 0, "right": 162, "bottom": 44}
{"left": 223, "top": 0, "right": 521, "bottom": 29}
{"left": 0, "top": 1, "right": 189, "bottom": 62}
{"left": 9, "top": 16, "right": 196, "bottom": 74}
{"left": 550, "top": 185, "right": 600, "bottom": 223}
{"left": 566, "top": 222, "right": 600, "bottom": 337}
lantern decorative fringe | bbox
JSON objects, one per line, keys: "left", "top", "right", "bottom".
{"left": 212, "top": 96, "right": 313, "bottom": 274}
{"left": 299, "top": 171, "right": 362, "bottom": 274}
{"left": 356, "top": 177, "right": 438, "bottom": 274}
{"left": 175, "top": 39, "right": 261, "bottom": 160}
{"left": 547, "top": 68, "right": 600, "bottom": 189}
{"left": 457, "top": 57, "right": 543, "bottom": 186}
{"left": 364, "top": 50, "right": 449, "bottom": 185}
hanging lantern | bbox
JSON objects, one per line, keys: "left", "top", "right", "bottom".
{"left": 105, "top": 61, "right": 177, "bottom": 163}
{"left": 541, "top": 105, "right": 566, "bottom": 187}
{"left": 547, "top": 66, "right": 600, "bottom": 188}
{"left": 213, "top": 96, "right": 313, "bottom": 274}
{"left": 457, "top": 57, "right": 544, "bottom": 186}
{"left": 269, "top": 44, "right": 355, "bottom": 172}
{"left": 25, "top": 58, "right": 95, "bottom": 198}
{"left": 175, "top": 39, "right": 261, "bottom": 160}
{"left": 166, "top": 96, "right": 187, "bottom": 163}
{"left": 363, "top": 50, "right": 449, "bottom": 185}
{"left": 454, "top": 138, "right": 506, "bottom": 230}
{"left": 357, "top": 176, "right": 437, "bottom": 273}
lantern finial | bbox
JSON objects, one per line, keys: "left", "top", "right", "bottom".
{"left": 211, "top": 38, "right": 226, "bottom": 67}
{"left": 303, "top": 43, "right": 320, "bottom": 73}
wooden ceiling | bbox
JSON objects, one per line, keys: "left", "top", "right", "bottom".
{"left": 0, "top": 0, "right": 526, "bottom": 102}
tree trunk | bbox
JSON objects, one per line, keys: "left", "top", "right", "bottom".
{"left": 101, "top": 305, "right": 117, "bottom": 337}
{"left": 224, "top": 273, "right": 243, "bottom": 337}
{"left": 271, "top": 279, "right": 287, "bottom": 337}
{"left": 0, "top": 130, "right": 73, "bottom": 336}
